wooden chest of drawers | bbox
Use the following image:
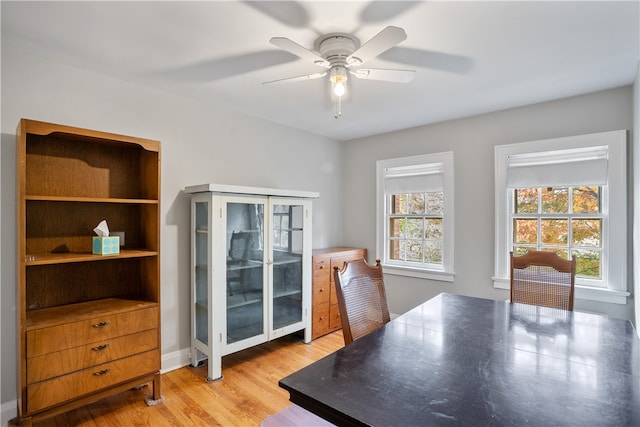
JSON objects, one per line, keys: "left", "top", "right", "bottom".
{"left": 311, "top": 247, "right": 367, "bottom": 340}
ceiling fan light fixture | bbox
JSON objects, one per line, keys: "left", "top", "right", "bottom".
{"left": 330, "top": 66, "right": 348, "bottom": 96}
{"left": 329, "top": 66, "right": 348, "bottom": 118}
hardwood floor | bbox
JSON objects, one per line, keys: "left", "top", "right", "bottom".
{"left": 30, "top": 331, "right": 344, "bottom": 426}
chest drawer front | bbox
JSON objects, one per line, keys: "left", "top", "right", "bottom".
{"left": 329, "top": 304, "right": 342, "bottom": 330}
{"left": 312, "top": 275, "right": 330, "bottom": 306}
{"left": 27, "top": 328, "right": 158, "bottom": 384}
{"left": 27, "top": 349, "right": 159, "bottom": 413}
{"left": 313, "top": 256, "right": 331, "bottom": 278}
{"left": 330, "top": 250, "right": 367, "bottom": 272}
{"left": 311, "top": 303, "right": 330, "bottom": 339}
{"left": 27, "top": 307, "right": 158, "bottom": 357}
{"left": 330, "top": 256, "right": 359, "bottom": 275}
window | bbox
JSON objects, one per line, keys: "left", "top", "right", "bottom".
{"left": 272, "top": 204, "right": 291, "bottom": 250}
{"left": 377, "top": 152, "right": 454, "bottom": 281}
{"left": 512, "top": 186, "right": 603, "bottom": 280}
{"left": 494, "top": 130, "right": 628, "bottom": 304}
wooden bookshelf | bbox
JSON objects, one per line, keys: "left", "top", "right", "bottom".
{"left": 15, "top": 119, "right": 162, "bottom": 426}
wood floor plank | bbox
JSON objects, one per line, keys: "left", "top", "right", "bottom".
{"left": 30, "top": 331, "right": 343, "bottom": 426}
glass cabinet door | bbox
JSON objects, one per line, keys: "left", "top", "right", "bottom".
{"left": 226, "top": 201, "right": 265, "bottom": 344}
{"left": 194, "top": 201, "right": 209, "bottom": 346}
{"left": 271, "top": 202, "right": 305, "bottom": 330}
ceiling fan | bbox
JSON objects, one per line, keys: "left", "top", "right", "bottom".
{"left": 264, "top": 26, "right": 415, "bottom": 118}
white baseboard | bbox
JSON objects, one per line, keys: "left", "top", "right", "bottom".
{"left": 161, "top": 347, "right": 192, "bottom": 373}
{"left": 2, "top": 400, "right": 16, "bottom": 427}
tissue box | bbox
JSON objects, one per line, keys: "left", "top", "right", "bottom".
{"left": 92, "top": 236, "right": 120, "bottom": 255}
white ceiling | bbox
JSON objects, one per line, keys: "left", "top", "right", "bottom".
{"left": 2, "top": 1, "right": 639, "bottom": 141}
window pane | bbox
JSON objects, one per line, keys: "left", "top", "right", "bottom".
{"left": 572, "top": 219, "right": 601, "bottom": 248}
{"left": 513, "top": 219, "right": 538, "bottom": 244}
{"left": 427, "top": 192, "right": 444, "bottom": 214}
{"left": 425, "top": 241, "right": 442, "bottom": 264}
{"left": 389, "top": 218, "right": 404, "bottom": 238}
{"left": 406, "top": 240, "right": 423, "bottom": 262}
{"left": 425, "top": 218, "right": 443, "bottom": 239}
{"left": 389, "top": 239, "right": 402, "bottom": 261}
{"left": 544, "top": 248, "right": 569, "bottom": 259}
{"left": 573, "top": 249, "right": 601, "bottom": 279}
{"left": 541, "top": 219, "right": 568, "bottom": 245}
{"left": 392, "top": 194, "right": 407, "bottom": 214}
{"left": 512, "top": 246, "right": 530, "bottom": 256}
{"left": 408, "top": 193, "right": 425, "bottom": 214}
{"left": 406, "top": 218, "right": 423, "bottom": 239}
{"left": 542, "top": 187, "right": 568, "bottom": 213}
{"left": 573, "top": 186, "right": 601, "bottom": 213}
{"left": 515, "top": 188, "right": 538, "bottom": 213}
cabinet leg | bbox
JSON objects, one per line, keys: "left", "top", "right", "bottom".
{"left": 144, "top": 373, "right": 164, "bottom": 406}
{"left": 12, "top": 416, "right": 32, "bottom": 427}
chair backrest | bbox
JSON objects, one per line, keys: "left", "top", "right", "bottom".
{"left": 510, "top": 251, "right": 576, "bottom": 311}
{"left": 228, "top": 231, "right": 251, "bottom": 261}
{"left": 333, "top": 259, "right": 390, "bottom": 345}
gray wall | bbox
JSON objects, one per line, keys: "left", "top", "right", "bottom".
{"left": 634, "top": 64, "right": 640, "bottom": 336}
{"left": 0, "top": 47, "right": 344, "bottom": 408}
{"left": 341, "top": 86, "right": 635, "bottom": 320}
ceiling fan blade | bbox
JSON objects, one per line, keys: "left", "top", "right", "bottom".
{"left": 346, "top": 26, "right": 407, "bottom": 67}
{"left": 270, "top": 37, "right": 330, "bottom": 68}
{"left": 359, "top": 2, "right": 420, "bottom": 24}
{"left": 350, "top": 68, "right": 415, "bottom": 83}
{"left": 262, "top": 71, "right": 327, "bottom": 85}
{"left": 244, "top": 1, "right": 310, "bottom": 29}
{"left": 379, "top": 47, "right": 474, "bottom": 74}
{"left": 156, "top": 51, "right": 299, "bottom": 82}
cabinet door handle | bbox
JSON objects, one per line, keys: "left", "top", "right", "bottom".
{"left": 93, "top": 368, "right": 111, "bottom": 377}
{"left": 92, "top": 344, "right": 110, "bottom": 351}
{"left": 92, "top": 321, "right": 111, "bottom": 329}
{"left": 319, "top": 288, "right": 325, "bottom": 292}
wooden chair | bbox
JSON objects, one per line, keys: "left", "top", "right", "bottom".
{"left": 227, "top": 231, "right": 251, "bottom": 297}
{"left": 510, "top": 251, "right": 576, "bottom": 311}
{"left": 333, "top": 259, "right": 390, "bottom": 345}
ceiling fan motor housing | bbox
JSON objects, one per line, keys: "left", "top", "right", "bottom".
{"left": 316, "top": 33, "right": 360, "bottom": 67}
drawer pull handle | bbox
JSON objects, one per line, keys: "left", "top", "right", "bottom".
{"left": 92, "top": 321, "right": 111, "bottom": 329}
{"left": 319, "top": 288, "right": 324, "bottom": 292}
{"left": 93, "top": 368, "right": 111, "bottom": 377}
{"left": 92, "top": 344, "right": 110, "bottom": 351}
{"left": 319, "top": 265, "right": 324, "bottom": 269}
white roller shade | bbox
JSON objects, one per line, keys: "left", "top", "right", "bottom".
{"left": 506, "top": 146, "right": 608, "bottom": 188}
{"left": 384, "top": 163, "right": 444, "bottom": 194}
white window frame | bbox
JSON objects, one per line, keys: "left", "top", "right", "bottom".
{"left": 494, "top": 130, "right": 629, "bottom": 304}
{"left": 376, "top": 152, "right": 455, "bottom": 282}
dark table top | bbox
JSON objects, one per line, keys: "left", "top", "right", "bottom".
{"left": 279, "top": 292, "right": 640, "bottom": 426}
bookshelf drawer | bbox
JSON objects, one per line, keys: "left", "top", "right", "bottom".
{"left": 27, "top": 350, "right": 159, "bottom": 412}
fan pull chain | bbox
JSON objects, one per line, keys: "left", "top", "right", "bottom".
{"left": 334, "top": 96, "right": 342, "bottom": 119}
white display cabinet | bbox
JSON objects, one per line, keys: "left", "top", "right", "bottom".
{"left": 185, "top": 184, "right": 318, "bottom": 381}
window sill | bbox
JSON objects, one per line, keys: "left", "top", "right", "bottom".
{"left": 493, "top": 277, "right": 629, "bottom": 305}
{"left": 384, "top": 265, "right": 454, "bottom": 282}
